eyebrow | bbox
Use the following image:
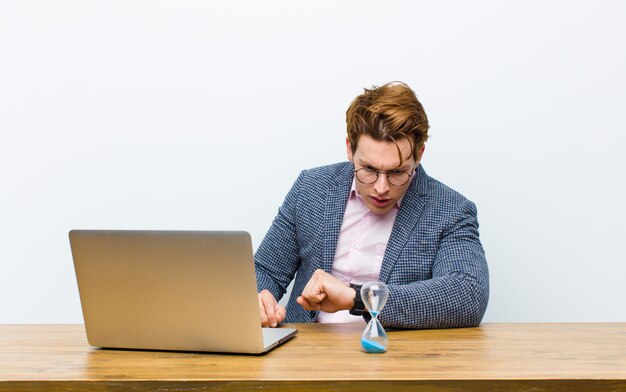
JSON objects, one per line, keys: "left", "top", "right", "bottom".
{"left": 358, "top": 159, "right": 411, "bottom": 171}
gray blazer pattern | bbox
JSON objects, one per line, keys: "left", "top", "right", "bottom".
{"left": 255, "top": 162, "right": 489, "bottom": 329}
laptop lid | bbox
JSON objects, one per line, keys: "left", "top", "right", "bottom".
{"left": 69, "top": 230, "right": 296, "bottom": 354}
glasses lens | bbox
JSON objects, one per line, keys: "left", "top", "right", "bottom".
{"left": 388, "top": 172, "right": 410, "bottom": 186}
{"left": 356, "top": 168, "right": 377, "bottom": 184}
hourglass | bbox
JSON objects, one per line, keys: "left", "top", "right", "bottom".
{"left": 360, "top": 281, "right": 389, "bottom": 353}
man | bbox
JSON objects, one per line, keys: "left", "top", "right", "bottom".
{"left": 255, "top": 82, "right": 489, "bottom": 329}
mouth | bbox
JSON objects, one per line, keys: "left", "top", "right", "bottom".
{"left": 369, "top": 196, "right": 392, "bottom": 208}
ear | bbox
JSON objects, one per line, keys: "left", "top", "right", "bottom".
{"left": 346, "top": 137, "right": 354, "bottom": 162}
{"left": 415, "top": 144, "right": 426, "bottom": 164}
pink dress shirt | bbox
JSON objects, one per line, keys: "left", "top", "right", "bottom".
{"left": 317, "top": 179, "right": 399, "bottom": 323}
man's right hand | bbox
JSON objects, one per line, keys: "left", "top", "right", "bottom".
{"left": 258, "top": 289, "right": 286, "bottom": 328}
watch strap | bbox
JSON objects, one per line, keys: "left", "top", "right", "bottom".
{"left": 348, "top": 283, "right": 367, "bottom": 316}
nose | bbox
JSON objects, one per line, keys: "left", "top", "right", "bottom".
{"left": 373, "top": 173, "right": 390, "bottom": 195}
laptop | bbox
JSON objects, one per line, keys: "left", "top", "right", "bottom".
{"left": 69, "top": 230, "right": 297, "bottom": 354}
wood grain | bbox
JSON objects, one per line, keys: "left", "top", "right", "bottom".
{"left": 1, "top": 323, "right": 625, "bottom": 391}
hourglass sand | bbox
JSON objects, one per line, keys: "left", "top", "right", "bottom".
{"left": 360, "top": 281, "right": 389, "bottom": 353}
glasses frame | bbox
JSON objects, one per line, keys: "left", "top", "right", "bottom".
{"left": 354, "top": 164, "right": 416, "bottom": 186}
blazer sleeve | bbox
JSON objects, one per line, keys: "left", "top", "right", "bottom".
{"left": 254, "top": 170, "right": 306, "bottom": 301}
{"left": 379, "top": 199, "right": 489, "bottom": 329}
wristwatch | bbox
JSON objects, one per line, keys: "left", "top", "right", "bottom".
{"left": 348, "top": 283, "right": 367, "bottom": 316}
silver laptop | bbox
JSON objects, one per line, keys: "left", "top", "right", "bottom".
{"left": 69, "top": 230, "right": 297, "bottom": 354}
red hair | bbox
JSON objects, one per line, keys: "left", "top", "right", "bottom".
{"left": 346, "top": 81, "right": 429, "bottom": 161}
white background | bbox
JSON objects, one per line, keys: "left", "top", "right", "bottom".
{"left": 1, "top": 1, "right": 625, "bottom": 323}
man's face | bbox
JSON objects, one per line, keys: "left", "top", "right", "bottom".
{"left": 347, "top": 134, "right": 424, "bottom": 215}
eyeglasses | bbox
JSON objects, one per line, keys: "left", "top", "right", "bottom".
{"left": 354, "top": 165, "right": 415, "bottom": 186}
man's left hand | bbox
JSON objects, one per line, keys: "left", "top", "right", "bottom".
{"left": 296, "top": 269, "right": 355, "bottom": 313}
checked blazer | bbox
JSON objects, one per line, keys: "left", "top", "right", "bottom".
{"left": 254, "top": 161, "right": 489, "bottom": 329}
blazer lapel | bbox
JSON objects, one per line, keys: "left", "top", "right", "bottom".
{"left": 321, "top": 163, "right": 353, "bottom": 273}
{"left": 378, "top": 165, "right": 430, "bottom": 283}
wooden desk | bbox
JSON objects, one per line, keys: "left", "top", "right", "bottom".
{"left": 1, "top": 323, "right": 625, "bottom": 391}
